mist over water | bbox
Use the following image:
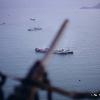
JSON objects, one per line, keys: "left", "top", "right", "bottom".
{"left": 0, "top": 8, "right": 100, "bottom": 100}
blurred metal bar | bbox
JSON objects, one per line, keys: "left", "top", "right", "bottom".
{"left": 41, "top": 19, "right": 69, "bottom": 66}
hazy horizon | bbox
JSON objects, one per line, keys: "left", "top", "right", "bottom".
{"left": 0, "top": 0, "right": 100, "bottom": 9}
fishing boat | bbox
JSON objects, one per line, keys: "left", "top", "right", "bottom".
{"left": 35, "top": 48, "right": 73, "bottom": 55}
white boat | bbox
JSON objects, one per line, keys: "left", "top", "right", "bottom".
{"left": 35, "top": 48, "right": 73, "bottom": 55}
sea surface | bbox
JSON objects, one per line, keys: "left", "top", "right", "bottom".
{"left": 0, "top": 8, "right": 100, "bottom": 100}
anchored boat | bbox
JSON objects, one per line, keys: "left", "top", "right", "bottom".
{"left": 35, "top": 48, "right": 73, "bottom": 55}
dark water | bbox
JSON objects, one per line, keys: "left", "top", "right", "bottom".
{"left": 0, "top": 9, "right": 100, "bottom": 100}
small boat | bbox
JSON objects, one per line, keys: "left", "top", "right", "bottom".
{"left": 28, "top": 29, "right": 34, "bottom": 31}
{"left": 28, "top": 27, "right": 42, "bottom": 31}
{"left": 34, "top": 27, "right": 42, "bottom": 30}
{"left": 30, "top": 18, "right": 36, "bottom": 21}
{"left": 0, "top": 22, "right": 6, "bottom": 25}
{"left": 35, "top": 48, "right": 73, "bottom": 55}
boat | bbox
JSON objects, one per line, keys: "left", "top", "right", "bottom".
{"left": 28, "top": 27, "right": 42, "bottom": 31}
{"left": 53, "top": 49, "right": 73, "bottom": 55}
{"left": 28, "top": 29, "right": 34, "bottom": 31}
{"left": 34, "top": 27, "right": 42, "bottom": 30}
{"left": 35, "top": 48, "right": 73, "bottom": 55}
{"left": 30, "top": 18, "right": 36, "bottom": 21}
{"left": 0, "top": 22, "right": 6, "bottom": 25}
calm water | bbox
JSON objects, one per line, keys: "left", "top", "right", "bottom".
{"left": 0, "top": 8, "right": 100, "bottom": 100}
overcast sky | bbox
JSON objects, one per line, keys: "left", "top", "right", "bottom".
{"left": 0, "top": 0, "right": 100, "bottom": 9}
